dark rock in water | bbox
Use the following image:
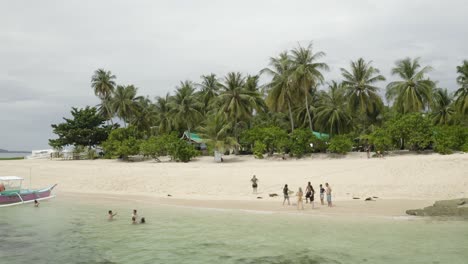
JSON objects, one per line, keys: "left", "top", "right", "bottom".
{"left": 372, "top": 196, "right": 379, "bottom": 199}
{"left": 269, "top": 193, "right": 278, "bottom": 197}
{"left": 167, "top": 194, "right": 172, "bottom": 197}
{"left": 365, "top": 197, "right": 373, "bottom": 201}
{"left": 257, "top": 197, "right": 262, "bottom": 199}
{"left": 353, "top": 197, "right": 360, "bottom": 199}
{"left": 406, "top": 198, "right": 468, "bottom": 217}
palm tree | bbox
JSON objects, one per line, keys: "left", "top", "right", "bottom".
{"left": 261, "top": 52, "right": 299, "bottom": 132}
{"left": 431, "top": 88, "right": 455, "bottom": 125}
{"left": 341, "top": 58, "right": 386, "bottom": 121}
{"left": 97, "top": 96, "right": 115, "bottom": 124}
{"left": 386, "top": 57, "right": 434, "bottom": 114}
{"left": 197, "top": 74, "right": 221, "bottom": 115}
{"left": 130, "top": 97, "right": 157, "bottom": 133}
{"left": 218, "top": 72, "right": 265, "bottom": 150}
{"left": 315, "top": 81, "right": 352, "bottom": 135}
{"left": 169, "top": 81, "right": 203, "bottom": 135}
{"left": 290, "top": 44, "right": 329, "bottom": 131}
{"left": 91, "top": 69, "right": 116, "bottom": 100}
{"left": 110, "top": 85, "right": 142, "bottom": 127}
{"left": 198, "top": 114, "right": 236, "bottom": 154}
{"left": 154, "top": 93, "right": 173, "bottom": 134}
{"left": 454, "top": 60, "right": 468, "bottom": 115}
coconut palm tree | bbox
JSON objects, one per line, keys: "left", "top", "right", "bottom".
{"left": 198, "top": 114, "right": 236, "bottom": 154}
{"left": 386, "top": 57, "right": 434, "bottom": 114}
{"left": 169, "top": 81, "right": 203, "bottom": 135}
{"left": 97, "top": 96, "right": 115, "bottom": 124}
{"left": 91, "top": 69, "right": 116, "bottom": 100}
{"left": 197, "top": 74, "right": 221, "bottom": 115}
{"left": 341, "top": 58, "right": 386, "bottom": 120}
{"left": 315, "top": 81, "right": 352, "bottom": 135}
{"left": 130, "top": 97, "right": 157, "bottom": 133}
{"left": 218, "top": 72, "right": 265, "bottom": 149}
{"left": 454, "top": 60, "right": 468, "bottom": 115}
{"left": 261, "top": 52, "right": 299, "bottom": 132}
{"left": 290, "top": 44, "right": 329, "bottom": 131}
{"left": 431, "top": 88, "right": 455, "bottom": 125}
{"left": 154, "top": 93, "right": 173, "bottom": 134}
{"left": 110, "top": 85, "right": 142, "bottom": 127}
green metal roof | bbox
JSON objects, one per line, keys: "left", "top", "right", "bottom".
{"left": 312, "top": 131, "right": 330, "bottom": 140}
{"left": 182, "top": 131, "right": 204, "bottom": 143}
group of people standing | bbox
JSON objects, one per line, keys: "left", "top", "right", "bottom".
{"left": 251, "top": 175, "right": 332, "bottom": 210}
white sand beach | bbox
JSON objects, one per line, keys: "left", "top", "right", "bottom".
{"left": 1, "top": 152, "right": 467, "bottom": 217}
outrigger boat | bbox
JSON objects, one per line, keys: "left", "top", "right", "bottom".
{"left": 0, "top": 176, "right": 57, "bottom": 207}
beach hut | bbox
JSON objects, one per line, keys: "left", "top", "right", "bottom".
{"left": 312, "top": 131, "right": 330, "bottom": 141}
{"left": 181, "top": 131, "right": 207, "bottom": 150}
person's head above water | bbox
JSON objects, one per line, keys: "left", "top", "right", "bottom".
{"left": 108, "top": 210, "right": 112, "bottom": 214}
{"left": 140, "top": 217, "right": 146, "bottom": 224}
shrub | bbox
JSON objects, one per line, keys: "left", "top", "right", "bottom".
{"left": 169, "top": 140, "right": 198, "bottom": 162}
{"left": 328, "top": 135, "right": 353, "bottom": 154}
{"left": 433, "top": 126, "right": 468, "bottom": 154}
{"left": 369, "top": 128, "right": 393, "bottom": 152}
{"left": 386, "top": 113, "right": 433, "bottom": 150}
{"left": 240, "top": 126, "right": 289, "bottom": 155}
{"left": 102, "top": 127, "right": 141, "bottom": 160}
{"left": 288, "top": 129, "right": 316, "bottom": 157}
{"left": 253, "top": 141, "right": 267, "bottom": 159}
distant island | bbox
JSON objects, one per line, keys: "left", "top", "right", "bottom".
{"left": 0, "top": 149, "right": 30, "bottom": 153}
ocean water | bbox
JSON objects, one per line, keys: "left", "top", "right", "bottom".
{"left": 0, "top": 152, "right": 29, "bottom": 158}
{"left": 1, "top": 196, "right": 467, "bottom": 264}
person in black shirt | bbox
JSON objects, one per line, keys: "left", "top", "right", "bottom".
{"left": 282, "top": 184, "right": 290, "bottom": 205}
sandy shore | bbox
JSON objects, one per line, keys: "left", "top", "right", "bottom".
{"left": 1, "top": 152, "right": 467, "bottom": 216}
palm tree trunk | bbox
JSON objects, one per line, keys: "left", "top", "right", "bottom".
{"left": 287, "top": 100, "right": 295, "bottom": 132}
{"left": 305, "top": 93, "right": 313, "bottom": 131}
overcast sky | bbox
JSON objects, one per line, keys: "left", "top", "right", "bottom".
{"left": 1, "top": 0, "right": 467, "bottom": 151}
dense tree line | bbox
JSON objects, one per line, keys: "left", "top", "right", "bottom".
{"left": 51, "top": 44, "right": 468, "bottom": 159}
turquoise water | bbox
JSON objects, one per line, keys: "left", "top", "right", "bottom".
{"left": 1, "top": 196, "right": 467, "bottom": 264}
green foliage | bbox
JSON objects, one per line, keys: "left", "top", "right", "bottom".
{"left": 168, "top": 139, "right": 199, "bottom": 162}
{"left": 49, "top": 106, "right": 114, "bottom": 149}
{"left": 241, "top": 126, "right": 289, "bottom": 155}
{"left": 288, "top": 129, "right": 316, "bottom": 157}
{"left": 140, "top": 136, "right": 168, "bottom": 159}
{"left": 433, "top": 126, "right": 468, "bottom": 154}
{"left": 253, "top": 141, "right": 267, "bottom": 159}
{"left": 102, "top": 127, "right": 141, "bottom": 160}
{"left": 369, "top": 128, "right": 393, "bottom": 152}
{"left": 386, "top": 113, "right": 433, "bottom": 151}
{"left": 328, "top": 135, "right": 353, "bottom": 154}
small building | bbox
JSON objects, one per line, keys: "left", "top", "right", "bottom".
{"left": 181, "top": 131, "right": 207, "bottom": 150}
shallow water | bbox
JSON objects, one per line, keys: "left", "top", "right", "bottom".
{"left": 1, "top": 196, "right": 467, "bottom": 264}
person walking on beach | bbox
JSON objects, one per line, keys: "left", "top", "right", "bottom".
{"left": 325, "top": 183, "right": 332, "bottom": 207}
{"left": 305, "top": 182, "right": 312, "bottom": 203}
{"left": 282, "top": 184, "right": 290, "bottom": 205}
{"left": 108, "top": 210, "right": 117, "bottom": 220}
{"left": 251, "top": 175, "right": 258, "bottom": 194}
{"left": 34, "top": 199, "right": 39, "bottom": 207}
{"left": 319, "top": 184, "right": 325, "bottom": 205}
{"left": 297, "top": 187, "right": 304, "bottom": 210}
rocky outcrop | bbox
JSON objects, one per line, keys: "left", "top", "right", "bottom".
{"left": 406, "top": 198, "right": 468, "bottom": 217}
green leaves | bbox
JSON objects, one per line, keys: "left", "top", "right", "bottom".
{"left": 328, "top": 135, "right": 353, "bottom": 154}
{"left": 49, "top": 106, "right": 114, "bottom": 149}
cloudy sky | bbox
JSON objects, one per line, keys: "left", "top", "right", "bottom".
{"left": 1, "top": 0, "right": 467, "bottom": 151}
